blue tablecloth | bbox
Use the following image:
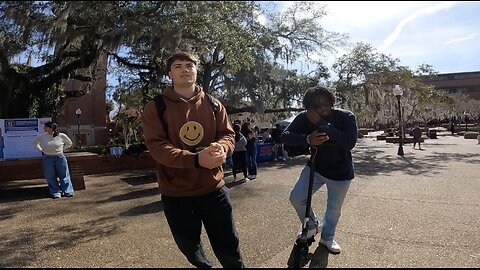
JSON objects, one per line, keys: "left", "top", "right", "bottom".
{"left": 256, "top": 142, "right": 275, "bottom": 162}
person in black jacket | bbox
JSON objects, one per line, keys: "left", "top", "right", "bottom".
{"left": 271, "top": 124, "right": 288, "bottom": 160}
{"left": 281, "top": 85, "right": 358, "bottom": 254}
{"left": 412, "top": 125, "right": 422, "bottom": 150}
{"left": 241, "top": 122, "right": 257, "bottom": 179}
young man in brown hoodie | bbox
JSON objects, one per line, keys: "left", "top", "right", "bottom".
{"left": 141, "top": 51, "right": 244, "bottom": 268}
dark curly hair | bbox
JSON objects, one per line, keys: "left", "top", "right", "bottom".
{"left": 302, "top": 85, "right": 336, "bottom": 109}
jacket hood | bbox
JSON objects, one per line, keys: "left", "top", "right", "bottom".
{"left": 163, "top": 85, "right": 204, "bottom": 104}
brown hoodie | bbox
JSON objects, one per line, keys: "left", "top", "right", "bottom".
{"left": 141, "top": 86, "right": 235, "bottom": 197}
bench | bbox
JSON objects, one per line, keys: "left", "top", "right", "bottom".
{"left": 464, "top": 132, "right": 480, "bottom": 139}
{"left": 358, "top": 128, "right": 375, "bottom": 136}
{"left": 385, "top": 137, "right": 425, "bottom": 144}
{"left": 376, "top": 134, "right": 388, "bottom": 141}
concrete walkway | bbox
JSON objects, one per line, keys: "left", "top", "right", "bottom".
{"left": 1, "top": 135, "right": 479, "bottom": 268}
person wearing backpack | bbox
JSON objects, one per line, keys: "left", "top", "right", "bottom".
{"left": 141, "top": 51, "right": 244, "bottom": 268}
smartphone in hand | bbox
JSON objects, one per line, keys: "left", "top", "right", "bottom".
{"left": 317, "top": 126, "right": 328, "bottom": 136}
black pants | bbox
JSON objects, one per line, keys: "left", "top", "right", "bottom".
{"left": 161, "top": 186, "right": 244, "bottom": 268}
{"left": 413, "top": 139, "right": 421, "bottom": 149}
{"left": 232, "top": 151, "right": 247, "bottom": 179}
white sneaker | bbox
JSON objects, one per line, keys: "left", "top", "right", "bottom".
{"left": 319, "top": 239, "right": 341, "bottom": 254}
{"left": 297, "top": 228, "right": 317, "bottom": 240}
{"left": 243, "top": 177, "right": 251, "bottom": 182}
{"left": 297, "top": 224, "right": 322, "bottom": 240}
{"left": 250, "top": 175, "right": 257, "bottom": 179}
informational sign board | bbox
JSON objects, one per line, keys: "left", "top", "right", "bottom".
{"left": 0, "top": 118, "right": 52, "bottom": 160}
{"left": 0, "top": 119, "right": 4, "bottom": 160}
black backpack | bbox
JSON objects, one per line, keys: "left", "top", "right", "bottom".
{"left": 152, "top": 93, "right": 220, "bottom": 140}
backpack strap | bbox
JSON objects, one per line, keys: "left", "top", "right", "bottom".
{"left": 152, "top": 92, "right": 219, "bottom": 140}
{"left": 205, "top": 93, "right": 220, "bottom": 114}
{"left": 153, "top": 94, "right": 169, "bottom": 140}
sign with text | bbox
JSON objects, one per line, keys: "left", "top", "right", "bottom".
{"left": 1, "top": 118, "right": 52, "bottom": 160}
{"left": 256, "top": 142, "right": 275, "bottom": 162}
{"left": 0, "top": 119, "right": 4, "bottom": 160}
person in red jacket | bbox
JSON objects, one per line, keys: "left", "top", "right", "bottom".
{"left": 141, "top": 51, "right": 244, "bottom": 268}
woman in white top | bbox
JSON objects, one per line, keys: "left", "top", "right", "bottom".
{"left": 32, "top": 122, "right": 74, "bottom": 199}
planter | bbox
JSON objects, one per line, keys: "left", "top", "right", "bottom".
{"left": 464, "top": 132, "right": 479, "bottom": 139}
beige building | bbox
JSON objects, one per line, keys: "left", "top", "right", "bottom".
{"left": 422, "top": 71, "right": 480, "bottom": 100}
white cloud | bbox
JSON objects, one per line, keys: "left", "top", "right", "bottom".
{"left": 445, "top": 33, "right": 478, "bottom": 45}
{"left": 320, "top": 1, "right": 429, "bottom": 30}
{"left": 257, "top": 14, "right": 267, "bottom": 25}
{"left": 268, "top": 1, "right": 478, "bottom": 74}
{"left": 378, "top": 1, "right": 458, "bottom": 52}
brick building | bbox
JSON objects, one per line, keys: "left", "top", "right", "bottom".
{"left": 421, "top": 71, "right": 480, "bottom": 100}
{"left": 56, "top": 56, "right": 109, "bottom": 146}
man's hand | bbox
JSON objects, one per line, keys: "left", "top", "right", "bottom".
{"left": 307, "top": 130, "right": 329, "bottom": 146}
{"left": 198, "top": 143, "right": 226, "bottom": 169}
{"left": 209, "top": 142, "right": 226, "bottom": 158}
{"left": 307, "top": 109, "right": 321, "bottom": 124}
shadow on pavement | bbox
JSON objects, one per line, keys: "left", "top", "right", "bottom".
{"left": 226, "top": 179, "right": 250, "bottom": 189}
{"left": 354, "top": 147, "right": 480, "bottom": 177}
{"left": 309, "top": 245, "right": 330, "bottom": 268}
{"left": 120, "top": 173, "right": 157, "bottom": 186}
{"left": 261, "top": 156, "right": 309, "bottom": 170}
{"left": 44, "top": 216, "right": 120, "bottom": 249}
{"left": 0, "top": 216, "right": 121, "bottom": 268}
{"left": 119, "top": 200, "right": 164, "bottom": 217}
{"left": 0, "top": 208, "right": 17, "bottom": 221}
{"left": 0, "top": 186, "right": 50, "bottom": 203}
{"left": 97, "top": 187, "right": 160, "bottom": 204}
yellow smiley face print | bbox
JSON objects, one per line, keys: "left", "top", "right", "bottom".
{"left": 179, "top": 121, "right": 204, "bottom": 146}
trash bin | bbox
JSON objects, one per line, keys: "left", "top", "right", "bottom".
{"left": 428, "top": 129, "right": 437, "bottom": 139}
{"left": 109, "top": 147, "right": 123, "bottom": 157}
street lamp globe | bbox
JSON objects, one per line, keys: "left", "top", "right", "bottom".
{"left": 393, "top": 85, "right": 404, "bottom": 96}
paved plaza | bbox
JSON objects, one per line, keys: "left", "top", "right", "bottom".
{"left": 1, "top": 134, "right": 479, "bottom": 268}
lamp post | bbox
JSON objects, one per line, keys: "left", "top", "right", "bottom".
{"left": 393, "top": 85, "right": 404, "bottom": 156}
{"left": 75, "top": 108, "right": 82, "bottom": 148}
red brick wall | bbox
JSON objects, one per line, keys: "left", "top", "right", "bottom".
{"left": 56, "top": 55, "right": 109, "bottom": 145}
{"left": 0, "top": 152, "right": 157, "bottom": 182}
{"left": 79, "top": 152, "right": 157, "bottom": 175}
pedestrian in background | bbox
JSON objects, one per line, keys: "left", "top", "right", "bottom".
{"left": 32, "top": 121, "right": 74, "bottom": 199}
{"left": 241, "top": 122, "right": 257, "bottom": 179}
{"left": 271, "top": 124, "right": 288, "bottom": 161}
{"left": 232, "top": 124, "right": 249, "bottom": 182}
{"left": 412, "top": 125, "right": 422, "bottom": 150}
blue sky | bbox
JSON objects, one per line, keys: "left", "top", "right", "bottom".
{"left": 270, "top": 1, "right": 480, "bottom": 75}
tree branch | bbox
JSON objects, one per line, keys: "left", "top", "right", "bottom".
{"left": 34, "top": 49, "right": 97, "bottom": 90}
{"left": 224, "top": 105, "right": 303, "bottom": 115}
{"left": 108, "top": 52, "right": 155, "bottom": 71}
{"left": 0, "top": 48, "right": 12, "bottom": 72}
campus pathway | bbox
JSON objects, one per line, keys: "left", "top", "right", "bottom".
{"left": 1, "top": 135, "right": 479, "bottom": 268}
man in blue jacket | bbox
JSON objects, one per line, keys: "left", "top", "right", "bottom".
{"left": 281, "top": 85, "right": 357, "bottom": 254}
